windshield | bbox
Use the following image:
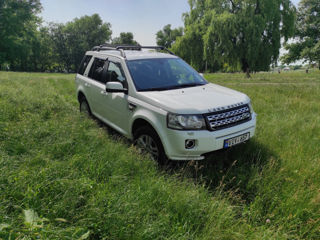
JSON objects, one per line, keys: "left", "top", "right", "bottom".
{"left": 126, "top": 58, "right": 208, "bottom": 91}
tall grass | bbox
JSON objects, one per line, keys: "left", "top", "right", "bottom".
{"left": 0, "top": 71, "right": 319, "bottom": 239}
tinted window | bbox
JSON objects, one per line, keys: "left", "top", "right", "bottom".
{"left": 88, "top": 58, "right": 107, "bottom": 83}
{"left": 78, "top": 55, "right": 92, "bottom": 75}
{"left": 126, "top": 58, "right": 207, "bottom": 91}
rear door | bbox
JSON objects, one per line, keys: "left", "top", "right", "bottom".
{"left": 76, "top": 54, "right": 93, "bottom": 101}
{"left": 86, "top": 57, "right": 108, "bottom": 116}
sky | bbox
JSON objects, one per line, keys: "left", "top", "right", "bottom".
{"left": 40, "top": 0, "right": 301, "bottom": 46}
{"left": 40, "top": 0, "right": 189, "bottom": 45}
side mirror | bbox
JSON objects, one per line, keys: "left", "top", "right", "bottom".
{"left": 106, "top": 82, "right": 127, "bottom": 93}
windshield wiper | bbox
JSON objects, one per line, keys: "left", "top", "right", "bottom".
{"left": 139, "top": 87, "right": 174, "bottom": 92}
{"left": 139, "top": 83, "right": 207, "bottom": 92}
{"left": 168, "top": 83, "right": 207, "bottom": 90}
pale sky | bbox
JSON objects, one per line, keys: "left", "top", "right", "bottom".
{"left": 40, "top": 0, "right": 189, "bottom": 45}
{"left": 40, "top": 0, "right": 301, "bottom": 46}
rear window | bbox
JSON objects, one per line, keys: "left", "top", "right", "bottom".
{"left": 78, "top": 55, "right": 92, "bottom": 75}
{"left": 88, "top": 58, "right": 107, "bottom": 84}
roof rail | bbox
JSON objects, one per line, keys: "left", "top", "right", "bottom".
{"left": 91, "top": 44, "right": 175, "bottom": 58}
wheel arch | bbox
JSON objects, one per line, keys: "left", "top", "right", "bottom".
{"left": 77, "top": 91, "right": 87, "bottom": 102}
{"left": 77, "top": 90, "right": 92, "bottom": 116}
{"left": 132, "top": 118, "right": 155, "bottom": 137}
{"left": 130, "top": 114, "right": 169, "bottom": 156}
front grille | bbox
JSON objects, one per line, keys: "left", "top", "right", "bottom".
{"left": 206, "top": 104, "right": 251, "bottom": 131}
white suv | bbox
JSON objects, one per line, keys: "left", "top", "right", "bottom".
{"left": 75, "top": 45, "right": 257, "bottom": 162}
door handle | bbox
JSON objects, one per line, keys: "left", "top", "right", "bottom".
{"left": 100, "top": 90, "right": 108, "bottom": 95}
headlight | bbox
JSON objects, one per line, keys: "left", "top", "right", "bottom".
{"left": 167, "top": 113, "right": 206, "bottom": 130}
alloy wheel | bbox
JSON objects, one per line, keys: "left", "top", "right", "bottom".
{"left": 135, "top": 134, "right": 159, "bottom": 160}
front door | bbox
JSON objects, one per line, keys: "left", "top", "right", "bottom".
{"left": 99, "top": 57, "right": 131, "bottom": 136}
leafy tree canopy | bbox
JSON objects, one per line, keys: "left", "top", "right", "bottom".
{"left": 112, "top": 32, "right": 139, "bottom": 45}
{"left": 0, "top": 0, "right": 112, "bottom": 72}
{"left": 65, "top": 14, "right": 112, "bottom": 71}
{"left": 172, "top": 0, "right": 296, "bottom": 74}
{"left": 156, "top": 24, "right": 183, "bottom": 48}
{"left": 49, "top": 14, "right": 112, "bottom": 72}
{"left": 282, "top": 0, "right": 320, "bottom": 69}
{"left": 0, "top": 0, "right": 42, "bottom": 66}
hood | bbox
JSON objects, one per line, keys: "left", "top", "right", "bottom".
{"left": 136, "top": 83, "right": 250, "bottom": 114}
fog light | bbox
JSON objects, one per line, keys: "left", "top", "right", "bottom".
{"left": 185, "top": 139, "right": 196, "bottom": 149}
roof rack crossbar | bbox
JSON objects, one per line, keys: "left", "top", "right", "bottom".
{"left": 115, "top": 45, "right": 175, "bottom": 56}
{"left": 91, "top": 44, "right": 175, "bottom": 57}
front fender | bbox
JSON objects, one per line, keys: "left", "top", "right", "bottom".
{"left": 130, "top": 107, "right": 169, "bottom": 154}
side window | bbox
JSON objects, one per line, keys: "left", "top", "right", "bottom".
{"left": 106, "top": 62, "right": 126, "bottom": 83}
{"left": 78, "top": 55, "right": 92, "bottom": 75}
{"left": 88, "top": 58, "right": 107, "bottom": 83}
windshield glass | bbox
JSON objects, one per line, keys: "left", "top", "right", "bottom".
{"left": 127, "top": 58, "right": 208, "bottom": 91}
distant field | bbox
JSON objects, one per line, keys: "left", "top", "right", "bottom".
{"left": 0, "top": 71, "right": 319, "bottom": 239}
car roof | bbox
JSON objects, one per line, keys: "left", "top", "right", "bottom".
{"left": 86, "top": 50, "right": 178, "bottom": 61}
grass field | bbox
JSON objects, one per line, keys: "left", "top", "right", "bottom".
{"left": 0, "top": 70, "right": 319, "bottom": 239}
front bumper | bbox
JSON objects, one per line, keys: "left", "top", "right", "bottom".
{"left": 163, "top": 113, "right": 257, "bottom": 160}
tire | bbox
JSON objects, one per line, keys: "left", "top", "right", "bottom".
{"left": 79, "top": 97, "right": 91, "bottom": 117}
{"left": 133, "top": 126, "right": 167, "bottom": 164}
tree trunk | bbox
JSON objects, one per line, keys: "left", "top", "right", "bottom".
{"left": 241, "top": 58, "right": 251, "bottom": 78}
{"left": 33, "top": 59, "right": 37, "bottom": 72}
{"left": 246, "top": 67, "right": 251, "bottom": 78}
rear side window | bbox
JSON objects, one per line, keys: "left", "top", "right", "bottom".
{"left": 88, "top": 58, "right": 107, "bottom": 84}
{"left": 78, "top": 55, "right": 92, "bottom": 75}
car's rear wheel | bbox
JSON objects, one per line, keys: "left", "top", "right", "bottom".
{"left": 134, "top": 126, "right": 167, "bottom": 164}
{"left": 79, "top": 97, "right": 91, "bottom": 117}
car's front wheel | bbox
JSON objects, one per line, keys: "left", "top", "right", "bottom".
{"left": 133, "top": 126, "right": 167, "bottom": 164}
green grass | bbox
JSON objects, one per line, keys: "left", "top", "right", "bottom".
{"left": 0, "top": 70, "right": 319, "bottom": 239}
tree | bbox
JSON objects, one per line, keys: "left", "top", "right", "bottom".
{"left": 0, "top": 2, "right": 112, "bottom": 72}
{"left": 282, "top": 0, "right": 320, "bottom": 69}
{"left": 49, "top": 23, "right": 72, "bottom": 72}
{"left": 65, "top": 14, "right": 112, "bottom": 72}
{"left": 156, "top": 24, "right": 183, "bottom": 48}
{"left": 34, "top": 27, "right": 57, "bottom": 71}
{"left": 172, "top": 0, "right": 296, "bottom": 76}
{"left": 0, "top": 0, "right": 42, "bottom": 69}
{"left": 50, "top": 14, "right": 112, "bottom": 72}
{"left": 112, "top": 32, "right": 139, "bottom": 45}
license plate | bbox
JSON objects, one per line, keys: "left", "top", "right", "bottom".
{"left": 223, "top": 133, "right": 250, "bottom": 148}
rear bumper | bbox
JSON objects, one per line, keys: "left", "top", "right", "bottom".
{"left": 162, "top": 113, "right": 257, "bottom": 160}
